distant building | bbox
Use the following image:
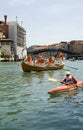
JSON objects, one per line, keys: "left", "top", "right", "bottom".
{"left": 0, "top": 15, "right": 27, "bottom": 61}
{"left": 69, "top": 40, "right": 83, "bottom": 54}
{"left": 0, "top": 15, "right": 9, "bottom": 38}
{"left": 8, "top": 21, "right": 26, "bottom": 61}
{"left": 0, "top": 39, "right": 14, "bottom": 61}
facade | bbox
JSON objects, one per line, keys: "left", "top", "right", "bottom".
{"left": 0, "top": 15, "right": 27, "bottom": 61}
{"left": 0, "top": 39, "right": 14, "bottom": 61}
{"left": 8, "top": 22, "right": 26, "bottom": 61}
{"left": 0, "top": 15, "right": 14, "bottom": 61}
{"left": 69, "top": 40, "right": 83, "bottom": 54}
{"left": 0, "top": 15, "right": 9, "bottom": 38}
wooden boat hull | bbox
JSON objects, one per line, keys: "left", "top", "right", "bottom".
{"left": 21, "top": 61, "right": 64, "bottom": 72}
{"left": 48, "top": 81, "right": 83, "bottom": 94}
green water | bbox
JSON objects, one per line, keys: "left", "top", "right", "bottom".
{"left": 0, "top": 60, "right": 83, "bottom": 130}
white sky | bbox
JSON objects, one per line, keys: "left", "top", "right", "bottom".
{"left": 0, "top": 0, "right": 83, "bottom": 47}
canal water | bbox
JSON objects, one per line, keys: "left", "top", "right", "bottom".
{"left": 0, "top": 60, "right": 83, "bottom": 130}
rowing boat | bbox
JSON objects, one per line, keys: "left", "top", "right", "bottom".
{"left": 48, "top": 81, "right": 83, "bottom": 94}
{"left": 21, "top": 61, "right": 64, "bottom": 72}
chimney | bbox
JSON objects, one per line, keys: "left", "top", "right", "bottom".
{"left": 4, "top": 15, "right": 7, "bottom": 24}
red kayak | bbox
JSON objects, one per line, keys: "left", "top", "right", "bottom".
{"left": 48, "top": 81, "right": 83, "bottom": 94}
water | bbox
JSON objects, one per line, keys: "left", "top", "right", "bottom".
{"left": 0, "top": 60, "right": 83, "bottom": 130}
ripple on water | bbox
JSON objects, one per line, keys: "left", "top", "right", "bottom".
{"left": 0, "top": 61, "right": 83, "bottom": 130}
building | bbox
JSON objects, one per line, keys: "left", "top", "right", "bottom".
{"left": 0, "top": 15, "right": 9, "bottom": 38}
{"left": 69, "top": 40, "right": 83, "bottom": 54}
{"left": 8, "top": 21, "right": 26, "bottom": 61}
{"left": 0, "top": 15, "right": 27, "bottom": 61}
{"left": 0, "top": 39, "right": 14, "bottom": 61}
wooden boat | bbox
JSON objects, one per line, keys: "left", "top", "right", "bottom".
{"left": 48, "top": 81, "right": 83, "bottom": 94}
{"left": 21, "top": 61, "right": 64, "bottom": 72}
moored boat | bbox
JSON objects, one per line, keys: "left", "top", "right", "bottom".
{"left": 48, "top": 81, "right": 83, "bottom": 94}
{"left": 21, "top": 61, "right": 64, "bottom": 72}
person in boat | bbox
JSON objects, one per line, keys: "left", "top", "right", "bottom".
{"left": 48, "top": 57, "right": 55, "bottom": 64}
{"left": 25, "top": 55, "right": 33, "bottom": 64}
{"left": 55, "top": 51, "right": 64, "bottom": 63}
{"left": 36, "top": 55, "right": 45, "bottom": 64}
{"left": 61, "top": 71, "right": 77, "bottom": 85}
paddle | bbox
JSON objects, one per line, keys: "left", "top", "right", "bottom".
{"left": 48, "top": 78, "right": 60, "bottom": 82}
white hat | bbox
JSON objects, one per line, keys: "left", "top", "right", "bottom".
{"left": 66, "top": 71, "right": 70, "bottom": 75}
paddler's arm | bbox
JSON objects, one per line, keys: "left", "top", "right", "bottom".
{"left": 61, "top": 78, "right": 66, "bottom": 84}
{"left": 72, "top": 76, "right": 78, "bottom": 84}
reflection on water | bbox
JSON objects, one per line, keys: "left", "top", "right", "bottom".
{"left": 48, "top": 86, "right": 83, "bottom": 112}
{"left": 48, "top": 88, "right": 79, "bottom": 99}
{"left": 47, "top": 70, "right": 55, "bottom": 77}
{"left": 48, "top": 84, "right": 83, "bottom": 101}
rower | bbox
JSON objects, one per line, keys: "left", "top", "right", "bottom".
{"left": 48, "top": 57, "right": 55, "bottom": 64}
{"left": 26, "top": 55, "right": 33, "bottom": 64}
{"left": 37, "top": 55, "right": 45, "bottom": 64}
{"left": 61, "top": 71, "right": 77, "bottom": 85}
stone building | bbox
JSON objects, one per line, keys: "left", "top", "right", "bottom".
{"left": 69, "top": 40, "right": 83, "bottom": 54}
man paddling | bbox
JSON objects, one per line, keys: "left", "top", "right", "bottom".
{"left": 61, "top": 71, "right": 77, "bottom": 85}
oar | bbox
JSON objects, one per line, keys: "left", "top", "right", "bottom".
{"left": 48, "top": 78, "right": 60, "bottom": 82}
{"left": 65, "top": 65, "right": 78, "bottom": 70}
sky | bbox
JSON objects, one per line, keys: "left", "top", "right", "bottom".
{"left": 0, "top": 0, "right": 83, "bottom": 47}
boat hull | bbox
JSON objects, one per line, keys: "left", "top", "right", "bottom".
{"left": 21, "top": 61, "right": 64, "bottom": 72}
{"left": 48, "top": 81, "right": 83, "bottom": 94}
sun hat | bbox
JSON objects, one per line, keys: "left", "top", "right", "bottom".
{"left": 66, "top": 71, "right": 70, "bottom": 75}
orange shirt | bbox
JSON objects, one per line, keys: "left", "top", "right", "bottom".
{"left": 48, "top": 57, "right": 55, "bottom": 63}
{"left": 37, "top": 57, "right": 44, "bottom": 63}
{"left": 27, "top": 56, "right": 32, "bottom": 63}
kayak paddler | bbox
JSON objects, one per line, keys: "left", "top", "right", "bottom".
{"left": 61, "top": 71, "right": 77, "bottom": 85}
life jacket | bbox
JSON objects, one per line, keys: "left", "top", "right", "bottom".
{"left": 65, "top": 76, "right": 77, "bottom": 84}
{"left": 27, "top": 56, "right": 32, "bottom": 63}
{"left": 37, "top": 58, "right": 44, "bottom": 64}
{"left": 48, "top": 57, "right": 55, "bottom": 63}
{"left": 56, "top": 52, "right": 63, "bottom": 58}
